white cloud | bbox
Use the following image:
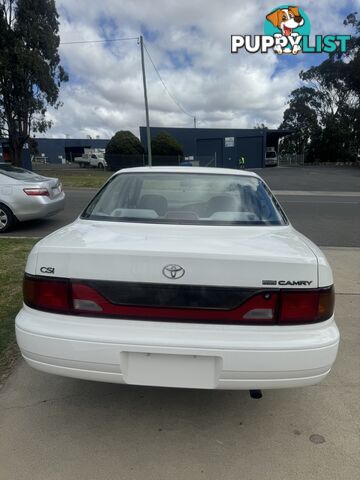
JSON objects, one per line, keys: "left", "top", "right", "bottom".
{"left": 40, "top": 0, "right": 357, "bottom": 139}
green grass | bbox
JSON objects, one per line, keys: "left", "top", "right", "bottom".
{"left": 0, "top": 238, "right": 37, "bottom": 364}
{"left": 34, "top": 169, "right": 112, "bottom": 189}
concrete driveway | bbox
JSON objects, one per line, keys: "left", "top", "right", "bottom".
{"left": 0, "top": 248, "right": 359, "bottom": 480}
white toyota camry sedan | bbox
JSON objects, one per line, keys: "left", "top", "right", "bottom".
{"left": 16, "top": 167, "right": 339, "bottom": 392}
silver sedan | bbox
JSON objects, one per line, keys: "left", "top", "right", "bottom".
{"left": 0, "top": 163, "right": 65, "bottom": 233}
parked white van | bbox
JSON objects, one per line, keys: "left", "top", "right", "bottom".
{"left": 265, "top": 147, "right": 278, "bottom": 167}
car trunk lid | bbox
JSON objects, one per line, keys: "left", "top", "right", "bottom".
{"left": 39, "top": 176, "right": 62, "bottom": 199}
{"left": 32, "top": 221, "right": 318, "bottom": 289}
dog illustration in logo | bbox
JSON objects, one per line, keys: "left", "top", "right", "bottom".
{"left": 266, "top": 6, "right": 304, "bottom": 54}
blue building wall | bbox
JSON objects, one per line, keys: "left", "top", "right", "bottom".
{"left": 139, "top": 127, "right": 289, "bottom": 169}
{"left": 35, "top": 138, "right": 109, "bottom": 163}
{"left": 1, "top": 138, "right": 110, "bottom": 165}
{"left": 2, "top": 129, "right": 289, "bottom": 168}
{"left": 1, "top": 138, "right": 110, "bottom": 164}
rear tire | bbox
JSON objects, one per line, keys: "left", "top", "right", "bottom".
{"left": 98, "top": 163, "right": 104, "bottom": 169}
{"left": 0, "top": 204, "right": 14, "bottom": 233}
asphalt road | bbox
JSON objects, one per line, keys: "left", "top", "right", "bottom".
{"left": 3, "top": 189, "right": 94, "bottom": 238}
{"left": 4, "top": 187, "right": 360, "bottom": 247}
{"left": 259, "top": 165, "right": 360, "bottom": 192}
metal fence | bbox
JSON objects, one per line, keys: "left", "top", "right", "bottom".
{"left": 198, "top": 155, "right": 218, "bottom": 167}
{"left": 30, "top": 153, "right": 219, "bottom": 170}
{"left": 278, "top": 153, "right": 305, "bottom": 167}
{"left": 105, "top": 154, "right": 217, "bottom": 171}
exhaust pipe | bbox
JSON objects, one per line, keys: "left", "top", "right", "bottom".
{"left": 249, "top": 389, "right": 262, "bottom": 399}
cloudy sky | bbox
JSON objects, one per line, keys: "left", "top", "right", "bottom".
{"left": 45, "top": 0, "right": 358, "bottom": 139}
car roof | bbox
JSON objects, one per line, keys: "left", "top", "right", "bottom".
{"left": 113, "top": 166, "right": 260, "bottom": 178}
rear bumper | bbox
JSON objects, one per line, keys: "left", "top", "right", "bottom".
{"left": 15, "top": 192, "right": 65, "bottom": 221}
{"left": 15, "top": 305, "right": 340, "bottom": 390}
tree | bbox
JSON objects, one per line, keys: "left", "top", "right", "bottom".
{"left": 342, "top": 13, "right": 360, "bottom": 95}
{"left": 253, "top": 123, "right": 268, "bottom": 130}
{"left": 280, "top": 87, "right": 321, "bottom": 154}
{"left": 280, "top": 12, "right": 360, "bottom": 162}
{"left": 0, "top": 0, "right": 68, "bottom": 166}
{"left": 106, "top": 130, "right": 144, "bottom": 155}
{"left": 151, "top": 131, "right": 183, "bottom": 156}
{"left": 28, "top": 137, "right": 39, "bottom": 157}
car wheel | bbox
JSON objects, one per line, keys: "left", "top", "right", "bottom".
{"left": 98, "top": 163, "right": 104, "bottom": 169}
{"left": 0, "top": 204, "right": 14, "bottom": 233}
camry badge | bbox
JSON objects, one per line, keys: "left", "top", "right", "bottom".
{"left": 162, "top": 264, "right": 185, "bottom": 280}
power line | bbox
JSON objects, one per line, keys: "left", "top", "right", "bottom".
{"left": 60, "top": 37, "right": 139, "bottom": 45}
{"left": 59, "top": 35, "right": 197, "bottom": 126}
{"left": 143, "top": 42, "right": 195, "bottom": 120}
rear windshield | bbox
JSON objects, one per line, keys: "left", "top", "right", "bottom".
{"left": 0, "top": 164, "right": 45, "bottom": 181}
{"left": 82, "top": 172, "right": 288, "bottom": 226}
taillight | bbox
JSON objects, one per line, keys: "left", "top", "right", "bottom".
{"left": 23, "top": 188, "right": 49, "bottom": 196}
{"left": 23, "top": 275, "right": 70, "bottom": 313}
{"left": 279, "top": 286, "right": 334, "bottom": 324}
{"left": 23, "top": 275, "right": 335, "bottom": 325}
{"left": 317, "top": 286, "right": 335, "bottom": 321}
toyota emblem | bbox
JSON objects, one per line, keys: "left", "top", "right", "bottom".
{"left": 162, "top": 264, "right": 185, "bottom": 280}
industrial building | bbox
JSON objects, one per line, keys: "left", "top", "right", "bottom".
{"left": 1, "top": 127, "right": 289, "bottom": 169}
{"left": 0, "top": 138, "right": 109, "bottom": 165}
{"left": 140, "top": 127, "right": 290, "bottom": 169}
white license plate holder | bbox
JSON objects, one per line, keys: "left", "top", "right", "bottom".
{"left": 122, "top": 352, "right": 220, "bottom": 389}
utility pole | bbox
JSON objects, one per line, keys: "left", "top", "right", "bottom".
{"left": 139, "top": 35, "right": 152, "bottom": 166}
{"left": 194, "top": 116, "right": 197, "bottom": 128}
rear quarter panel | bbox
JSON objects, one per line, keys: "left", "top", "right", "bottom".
{"left": 296, "top": 232, "right": 333, "bottom": 287}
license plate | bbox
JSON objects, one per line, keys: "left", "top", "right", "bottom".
{"left": 122, "top": 352, "right": 220, "bottom": 389}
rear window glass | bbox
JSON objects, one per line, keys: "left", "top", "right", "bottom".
{"left": 0, "top": 164, "right": 45, "bottom": 181}
{"left": 82, "top": 172, "right": 287, "bottom": 226}
{"left": 266, "top": 151, "right": 277, "bottom": 158}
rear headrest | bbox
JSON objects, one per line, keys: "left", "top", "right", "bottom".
{"left": 207, "top": 195, "right": 238, "bottom": 215}
{"left": 139, "top": 194, "right": 168, "bottom": 216}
